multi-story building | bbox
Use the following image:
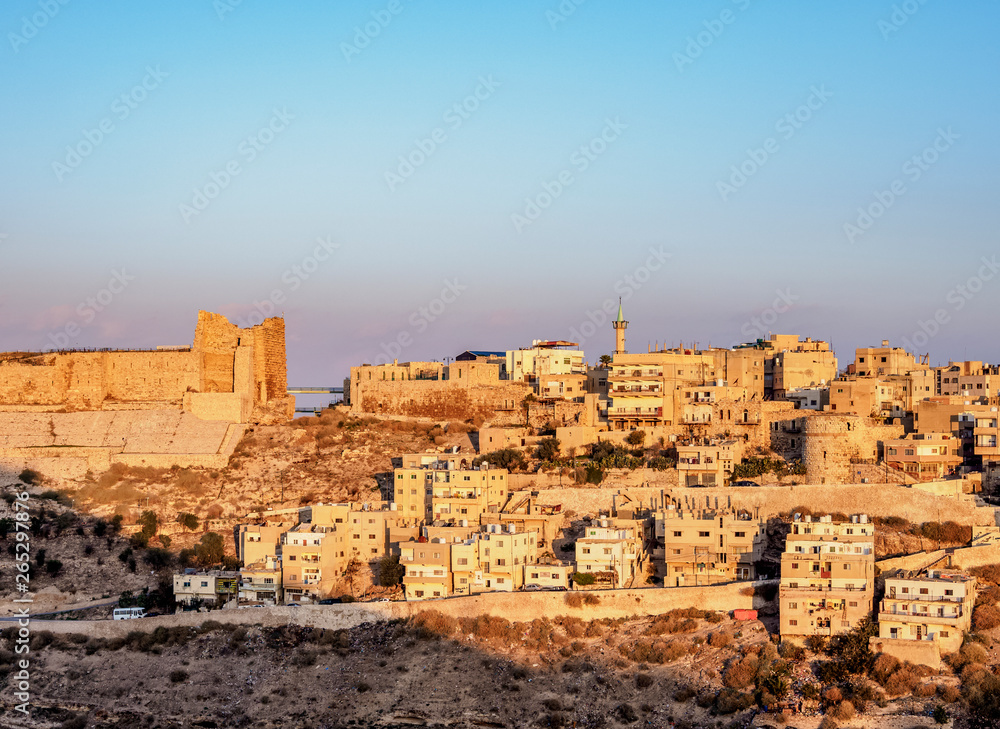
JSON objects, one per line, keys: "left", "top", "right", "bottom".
{"left": 507, "top": 341, "right": 585, "bottom": 383}
{"left": 877, "top": 569, "right": 975, "bottom": 654}
{"left": 399, "top": 538, "right": 453, "bottom": 601}
{"left": 280, "top": 524, "right": 342, "bottom": 603}
{"left": 392, "top": 460, "right": 509, "bottom": 524}
{"left": 934, "top": 361, "right": 1000, "bottom": 398}
{"left": 763, "top": 335, "right": 838, "bottom": 399}
{"left": 779, "top": 514, "right": 875, "bottom": 640}
{"left": 676, "top": 439, "right": 742, "bottom": 487}
{"left": 237, "top": 522, "right": 290, "bottom": 565}
{"left": 885, "top": 433, "right": 963, "bottom": 481}
{"left": 238, "top": 556, "right": 283, "bottom": 605}
{"left": 575, "top": 523, "right": 643, "bottom": 587}
{"left": 653, "top": 505, "right": 765, "bottom": 586}
{"left": 173, "top": 570, "right": 239, "bottom": 607}
{"left": 399, "top": 525, "right": 540, "bottom": 600}
{"left": 852, "top": 342, "right": 927, "bottom": 377}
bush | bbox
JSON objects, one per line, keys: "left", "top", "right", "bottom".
{"left": 716, "top": 688, "right": 754, "bottom": 714}
{"left": 615, "top": 704, "right": 638, "bottom": 723}
{"left": 709, "top": 631, "right": 733, "bottom": 648}
{"left": 19, "top": 469, "right": 41, "bottom": 485}
{"left": 973, "top": 604, "right": 1000, "bottom": 631}
{"left": 829, "top": 700, "right": 855, "bottom": 721}
{"left": 636, "top": 672, "right": 653, "bottom": 689}
{"left": 473, "top": 449, "right": 526, "bottom": 472}
{"left": 722, "top": 655, "right": 758, "bottom": 689}
{"left": 624, "top": 430, "right": 646, "bottom": 447}
{"left": 535, "top": 437, "right": 560, "bottom": 461}
{"left": 872, "top": 653, "right": 901, "bottom": 685}
{"left": 44, "top": 560, "right": 63, "bottom": 576}
{"left": 169, "top": 669, "right": 188, "bottom": 683}
{"left": 884, "top": 668, "right": 919, "bottom": 697}
{"left": 969, "top": 563, "right": 1000, "bottom": 585}
{"left": 572, "top": 572, "right": 596, "bottom": 587}
{"left": 378, "top": 553, "right": 404, "bottom": 586}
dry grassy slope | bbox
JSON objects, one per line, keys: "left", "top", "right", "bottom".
{"left": 45, "top": 409, "right": 475, "bottom": 555}
{"left": 0, "top": 488, "right": 157, "bottom": 614}
{"left": 3, "top": 612, "right": 773, "bottom": 729}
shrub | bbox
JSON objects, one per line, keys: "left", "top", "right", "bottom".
{"left": 722, "top": 655, "right": 758, "bottom": 689}
{"left": 778, "top": 641, "right": 804, "bottom": 660}
{"left": 564, "top": 593, "right": 583, "bottom": 608}
{"left": 169, "top": 669, "right": 188, "bottom": 683}
{"left": 572, "top": 572, "right": 596, "bottom": 587}
{"left": 829, "top": 700, "right": 855, "bottom": 721}
{"left": 19, "top": 469, "right": 41, "bottom": 485}
{"left": 44, "top": 559, "right": 63, "bottom": 576}
{"left": 413, "top": 611, "right": 459, "bottom": 638}
{"left": 715, "top": 688, "right": 754, "bottom": 714}
{"left": 624, "top": 430, "right": 646, "bottom": 447}
{"left": 356, "top": 681, "right": 371, "bottom": 693}
{"left": 973, "top": 604, "right": 1000, "bottom": 631}
{"left": 535, "top": 437, "right": 560, "bottom": 461}
{"left": 884, "top": 668, "right": 919, "bottom": 696}
{"left": 969, "top": 563, "right": 1000, "bottom": 585}
{"left": 615, "top": 703, "right": 638, "bottom": 723}
{"left": 473, "top": 449, "right": 526, "bottom": 471}
{"left": 636, "top": 672, "right": 653, "bottom": 689}
{"left": 583, "top": 594, "right": 599, "bottom": 606}
{"left": 709, "top": 631, "right": 733, "bottom": 648}
{"left": 872, "top": 653, "right": 901, "bottom": 685}
{"left": 939, "top": 684, "right": 961, "bottom": 703}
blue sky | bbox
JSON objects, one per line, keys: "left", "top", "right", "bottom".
{"left": 1, "top": 1, "right": 998, "bottom": 382}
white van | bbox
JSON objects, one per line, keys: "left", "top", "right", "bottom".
{"left": 113, "top": 607, "right": 146, "bottom": 620}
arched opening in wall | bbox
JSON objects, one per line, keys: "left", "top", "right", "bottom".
{"left": 742, "top": 410, "right": 748, "bottom": 423}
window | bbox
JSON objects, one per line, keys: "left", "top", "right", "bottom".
{"left": 849, "top": 601, "right": 858, "bottom": 607}
{"left": 698, "top": 531, "right": 709, "bottom": 538}
{"left": 788, "top": 602, "right": 797, "bottom": 609}
{"left": 673, "top": 531, "right": 682, "bottom": 537}
{"left": 734, "top": 532, "right": 745, "bottom": 538}
{"left": 457, "top": 558, "right": 468, "bottom": 566}
{"left": 789, "top": 619, "right": 798, "bottom": 626}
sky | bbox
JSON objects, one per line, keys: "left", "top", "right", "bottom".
{"left": 1, "top": 1, "right": 998, "bottom": 384}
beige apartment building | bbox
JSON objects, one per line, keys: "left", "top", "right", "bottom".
{"left": 280, "top": 524, "right": 342, "bottom": 603}
{"left": 400, "top": 525, "right": 540, "bottom": 600}
{"left": 507, "top": 341, "right": 586, "bottom": 401}
{"left": 935, "top": 361, "right": 1000, "bottom": 398}
{"left": 885, "top": 433, "right": 963, "bottom": 481}
{"left": 173, "top": 570, "right": 239, "bottom": 607}
{"left": 238, "top": 556, "right": 283, "bottom": 605}
{"left": 607, "top": 345, "right": 765, "bottom": 431}
{"left": 676, "top": 439, "right": 742, "bottom": 487}
{"left": 237, "top": 522, "right": 288, "bottom": 565}
{"left": 575, "top": 524, "right": 643, "bottom": 588}
{"left": 877, "top": 569, "right": 975, "bottom": 654}
{"left": 852, "top": 342, "right": 927, "bottom": 377}
{"left": 653, "top": 505, "right": 765, "bottom": 586}
{"left": 393, "top": 460, "right": 509, "bottom": 524}
{"left": 765, "top": 335, "right": 838, "bottom": 398}
{"left": 779, "top": 514, "right": 875, "bottom": 640}
{"left": 524, "top": 560, "right": 573, "bottom": 589}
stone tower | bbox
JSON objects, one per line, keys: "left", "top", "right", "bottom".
{"left": 613, "top": 299, "right": 628, "bottom": 355}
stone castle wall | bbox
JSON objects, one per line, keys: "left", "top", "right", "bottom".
{"left": 0, "top": 311, "right": 291, "bottom": 424}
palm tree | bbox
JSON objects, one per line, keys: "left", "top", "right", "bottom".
{"left": 599, "top": 355, "right": 612, "bottom": 368}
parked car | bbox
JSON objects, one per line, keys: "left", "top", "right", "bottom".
{"left": 317, "top": 598, "right": 337, "bottom": 605}
{"left": 523, "top": 584, "right": 543, "bottom": 591}
{"left": 731, "top": 480, "right": 760, "bottom": 488}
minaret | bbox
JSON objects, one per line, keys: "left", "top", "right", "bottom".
{"left": 612, "top": 299, "right": 628, "bottom": 355}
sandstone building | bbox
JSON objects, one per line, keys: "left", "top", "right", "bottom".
{"left": 779, "top": 514, "right": 875, "bottom": 640}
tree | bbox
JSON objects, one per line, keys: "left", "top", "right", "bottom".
{"left": 138, "top": 510, "right": 158, "bottom": 538}
{"left": 93, "top": 519, "right": 108, "bottom": 537}
{"left": 522, "top": 393, "right": 537, "bottom": 426}
{"left": 45, "top": 559, "right": 63, "bottom": 576}
{"left": 535, "top": 437, "right": 560, "bottom": 461}
{"left": 378, "top": 553, "right": 404, "bottom": 587}
{"left": 143, "top": 547, "right": 172, "bottom": 569}
{"left": 474, "top": 448, "right": 526, "bottom": 471}
{"left": 599, "top": 355, "right": 612, "bottom": 368}
{"left": 343, "top": 557, "right": 364, "bottom": 596}
{"left": 158, "top": 534, "right": 172, "bottom": 548}
{"left": 110, "top": 514, "right": 124, "bottom": 534}
{"left": 177, "top": 513, "right": 199, "bottom": 531}
{"left": 195, "top": 532, "right": 225, "bottom": 567}
{"left": 625, "top": 430, "right": 646, "bottom": 447}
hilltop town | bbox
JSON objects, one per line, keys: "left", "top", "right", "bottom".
{"left": 2, "top": 309, "right": 1000, "bottom": 728}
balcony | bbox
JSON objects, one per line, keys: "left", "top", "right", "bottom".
{"left": 608, "top": 407, "right": 663, "bottom": 417}
{"left": 879, "top": 610, "right": 964, "bottom": 626}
